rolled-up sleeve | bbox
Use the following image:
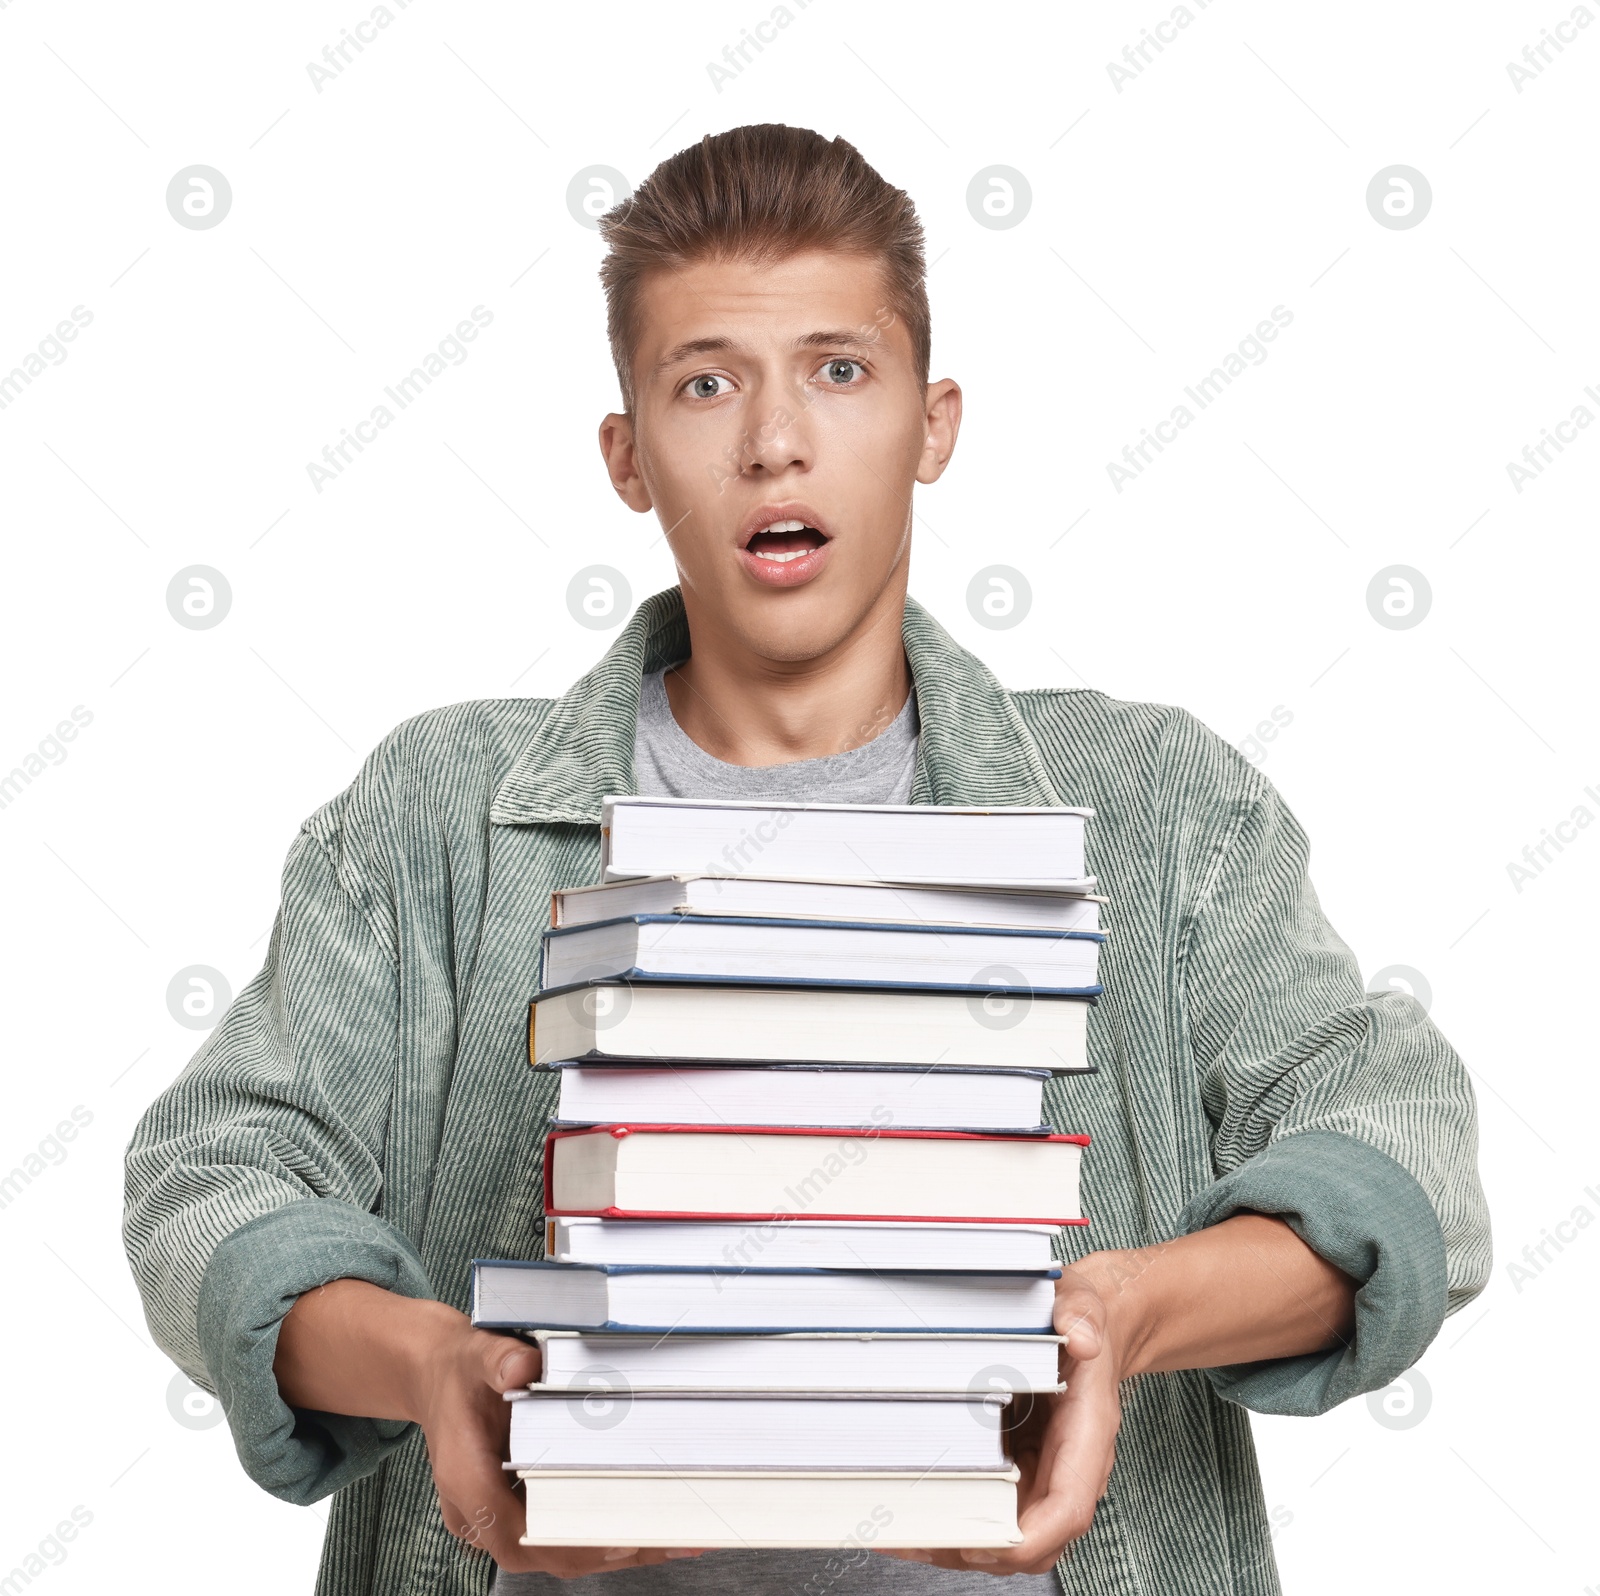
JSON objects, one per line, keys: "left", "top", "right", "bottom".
{"left": 1170, "top": 730, "right": 1491, "bottom": 1415}
{"left": 122, "top": 773, "right": 434, "bottom": 1503}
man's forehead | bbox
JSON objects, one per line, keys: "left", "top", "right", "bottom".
{"left": 636, "top": 250, "right": 893, "bottom": 352}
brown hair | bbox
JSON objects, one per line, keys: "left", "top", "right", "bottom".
{"left": 597, "top": 124, "right": 930, "bottom": 413}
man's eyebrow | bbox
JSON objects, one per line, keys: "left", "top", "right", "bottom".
{"left": 791, "top": 329, "right": 878, "bottom": 353}
{"left": 652, "top": 336, "right": 736, "bottom": 377}
{"left": 651, "top": 329, "right": 879, "bottom": 380}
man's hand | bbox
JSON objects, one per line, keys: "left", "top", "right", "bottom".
{"left": 876, "top": 1212, "right": 1359, "bottom": 1575}
{"left": 274, "top": 1279, "right": 708, "bottom": 1577}
{"left": 875, "top": 1267, "right": 1123, "bottom": 1575}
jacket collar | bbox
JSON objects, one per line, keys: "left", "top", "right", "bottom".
{"left": 489, "top": 585, "right": 1061, "bottom": 825}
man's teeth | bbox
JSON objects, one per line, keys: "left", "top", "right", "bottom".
{"left": 748, "top": 517, "right": 821, "bottom": 562}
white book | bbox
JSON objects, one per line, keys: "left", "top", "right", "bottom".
{"left": 514, "top": 1468, "right": 1024, "bottom": 1548}
{"left": 542, "top": 1216, "right": 1063, "bottom": 1270}
{"left": 543, "top": 1125, "right": 1088, "bottom": 1226}
{"left": 540, "top": 915, "right": 1102, "bottom": 995}
{"left": 525, "top": 1328, "right": 1065, "bottom": 1392}
{"left": 530, "top": 981, "right": 1092, "bottom": 1073}
{"left": 506, "top": 1389, "right": 1009, "bottom": 1470}
{"left": 601, "top": 795, "right": 1092, "bottom": 887}
{"left": 551, "top": 1064, "right": 1050, "bottom": 1133}
{"left": 553, "top": 874, "right": 1104, "bottom": 932}
{"left": 472, "top": 1260, "right": 1060, "bottom": 1333}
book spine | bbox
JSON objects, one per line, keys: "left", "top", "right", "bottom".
{"left": 544, "top": 1205, "right": 1089, "bottom": 1227}
{"left": 547, "top": 1124, "right": 1089, "bottom": 1145}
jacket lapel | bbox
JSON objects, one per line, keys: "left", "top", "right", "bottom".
{"left": 488, "top": 587, "right": 690, "bottom": 826}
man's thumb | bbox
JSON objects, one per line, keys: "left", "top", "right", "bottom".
{"left": 483, "top": 1333, "right": 543, "bottom": 1392}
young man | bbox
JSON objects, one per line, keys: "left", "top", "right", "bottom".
{"left": 123, "top": 125, "right": 1490, "bottom": 1595}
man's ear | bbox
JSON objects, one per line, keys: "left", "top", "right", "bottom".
{"left": 598, "top": 411, "right": 654, "bottom": 512}
{"left": 915, "top": 378, "right": 963, "bottom": 485}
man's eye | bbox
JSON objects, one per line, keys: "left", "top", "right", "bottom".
{"left": 684, "top": 374, "right": 731, "bottom": 399}
{"left": 819, "top": 358, "right": 865, "bottom": 386}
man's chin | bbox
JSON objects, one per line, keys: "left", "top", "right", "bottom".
{"left": 676, "top": 555, "right": 907, "bottom": 665}
{"left": 733, "top": 588, "right": 905, "bottom": 667}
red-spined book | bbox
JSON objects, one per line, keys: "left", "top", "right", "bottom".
{"left": 542, "top": 1124, "right": 1090, "bottom": 1226}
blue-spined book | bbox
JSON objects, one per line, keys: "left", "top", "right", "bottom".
{"left": 471, "top": 1258, "right": 1061, "bottom": 1334}
{"left": 539, "top": 914, "right": 1104, "bottom": 998}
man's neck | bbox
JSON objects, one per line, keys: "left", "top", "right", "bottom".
{"left": 662, "top": 589, "right": 913, "bottom": 767}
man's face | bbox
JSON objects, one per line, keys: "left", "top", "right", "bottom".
{"left": 599, "top": 248, "right": 960, "bottom": 664}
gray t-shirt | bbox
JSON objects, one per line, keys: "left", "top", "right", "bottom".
{"left": 492, "top": 668, "right": 1060, "bottom": 1596}
{"left": 630, "top": 665, "right": 920, "bottom": 803}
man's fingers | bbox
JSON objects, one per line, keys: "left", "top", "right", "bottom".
{"left": 1008, "top": 1360, "right": 1120, "bottom": 1560}
{"left": 428, "top": 1416, "right": 535, "bottom": 1566}
{"left": 477, "top": 1329, "right": 543, "bottom": 1393}
{"left": 499, "top": 1545, "right": 707, "bottom": 1577}
{"left": 1052, "top": 1279, "right": 1107, "bottom": 1363}
{"left": 436, "top": 1490, "right": 466, "bottom": 1540}
{"left": 900, "top": 1361, "right": 1120, "bottom": 1576}
{"left": 874, "top": 1546, "right": 1052, "bottom": 1574}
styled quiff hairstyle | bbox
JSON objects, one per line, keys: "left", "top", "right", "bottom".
{"left": 597, "top": 124, "right": 931, "bottom": 413}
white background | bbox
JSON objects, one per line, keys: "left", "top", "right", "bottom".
{"left": 1, "top": 1, "right": 1596, "bottom": 1590}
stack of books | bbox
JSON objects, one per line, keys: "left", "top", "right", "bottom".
{"left": 472, "top": 796, "right": 1102, "bottom": 1550}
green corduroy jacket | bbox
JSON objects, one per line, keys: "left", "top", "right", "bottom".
{"left": 123, "top": 586, "right": 1490, "bottom": 1595}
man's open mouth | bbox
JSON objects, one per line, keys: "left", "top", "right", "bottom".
{"left": 744, "top": 518, "right": 829, "bottom": 564}
{"left": 736, "top": 505, "right": 834, "bottom": 587}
